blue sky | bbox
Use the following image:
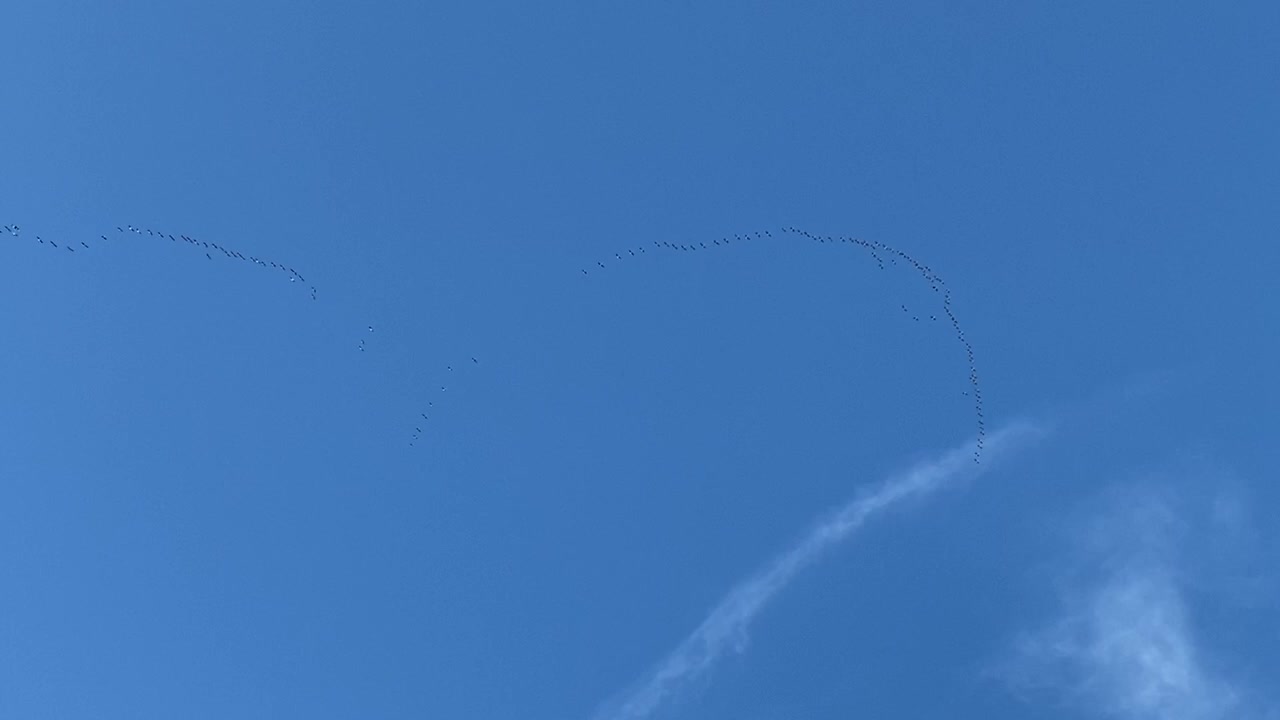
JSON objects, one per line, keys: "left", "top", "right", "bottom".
{"left": 2, "top": 2, "right": 1277, "bottom": 719}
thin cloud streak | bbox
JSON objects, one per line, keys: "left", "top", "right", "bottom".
{"left": 591, "top": 420, "right": 1046, "bottom": 720}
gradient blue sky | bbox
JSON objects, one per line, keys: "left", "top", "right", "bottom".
{"left": 2, "top": 3, "right": 1277, "bottom": 719}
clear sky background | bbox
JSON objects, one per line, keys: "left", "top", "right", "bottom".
{"left": 2, "top": 3, "right": 1277, "bottom": 719}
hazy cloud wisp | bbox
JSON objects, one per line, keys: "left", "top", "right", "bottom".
{"left": 590, "top": 420, "right": 1045, "bottom": 720}
{"left": 1003, "top": 478, "right": 1274, "bottom": 720}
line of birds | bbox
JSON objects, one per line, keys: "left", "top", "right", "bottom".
{"left": 3, "top": 221, "right": 317, "bottom": 300}
{"left": 117, "top": 224, "right": 317, "bottom": 300}
{"left": 578, "top": 225, "right": 987, "bottom": 462}
{"left": 783, "top": 228, "right": 986, "bottom": 460}
{"left": 578, "top": 230, "right": 774, "bottom": 275}
{"left": 4, "top": 223, "right": 86, "bottom": 253}
{"left": 408, "top": 355, "right": 481, "bottom": 447}
{"left": 352, "top": 325, "right": 483, "bottom": 447}
{"left": 7, "top": 219, "right": 462, "bottom": 447}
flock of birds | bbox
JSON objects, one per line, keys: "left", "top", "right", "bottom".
{"left": 3, "top": 222, "right": 317, "bottom": 300}
{"left": 350, "top": 321, "right": 482, "bottom": 447}
{"left": 407, "top": 355, "right": 481, "bottom": 447}
{"left": 5, "top": 219, "right": 986, "bottom": 461}
{"left": 577, "top": 227, "right": 986, "bottom": 461}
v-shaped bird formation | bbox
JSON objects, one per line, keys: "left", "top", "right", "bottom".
{"left": 5, "top": 218, "right": 984, "bottom": 461}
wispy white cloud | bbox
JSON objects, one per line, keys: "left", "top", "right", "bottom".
{"left": 1003, "top": 479, "right": 1274, "bottom": 720}
{"left": 1011, "top": 564, "right": 1240, "bottom": 720}
{"left": 590, "top": 420, "right": 1046, "bottom": 720}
